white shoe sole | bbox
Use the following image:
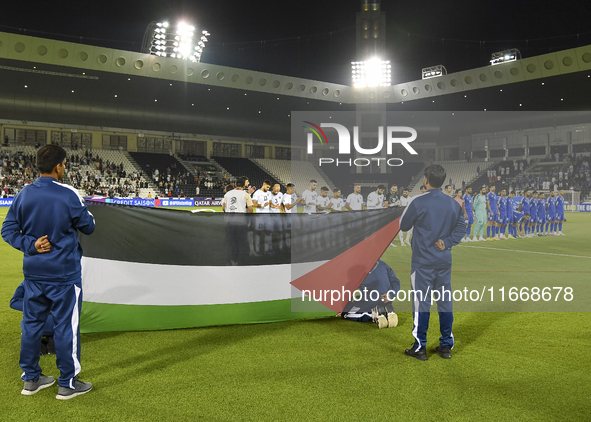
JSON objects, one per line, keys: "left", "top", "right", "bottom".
{"left": 388, "top": 313, "right": 398, "bottom": 328}
{"left": 56, "top": 386, "right": 93, "bottom": 400}
{"left": 377, "top": 315, "right": 388, "bottom": 329}
{"left": 21, "top": 379, "right": 55, "bottom": 396}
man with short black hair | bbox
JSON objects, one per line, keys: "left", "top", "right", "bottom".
{"left": 367, "top": 185, "right": 386, "bottom": 209}
{"left": 302, "top": 180, "right": 318, "bottom": 214}
{"left": 316, "top": 186, "right": 332, "bottom": 213}
{"left": 346, "top": 184, "right": 364, "bottom": 211}
{"left": 2, "top": 145, "right": 95, "bottom": 399}
{"left": 400, "top": 164, "right": 465, "bottom": 361}
{"left": 385, "top": 184, "right": 399, "bottom": 208}
{"left": 486, "top": 185, "right": 499, "bottom": 240}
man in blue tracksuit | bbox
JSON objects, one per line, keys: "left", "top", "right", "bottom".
{"left": 1, "top": 145, "right": 95, "bottom": 399}
{"left": 400, "top": 164, "right": 465, "bottom": 360}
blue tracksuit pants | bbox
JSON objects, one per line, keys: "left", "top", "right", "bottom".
{"left": 410, "top": 267, "right": 454, "bottom": 351}
{"left": 20, "top": 280, "right": 83, "bottom": 388}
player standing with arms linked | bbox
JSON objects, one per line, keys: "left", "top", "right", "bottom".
{"left": 462, "top": 187, "right": 474, "bottom": 242}
{"left": 486, "top": 185, "right": 499, "bottom": 240}
{"left": 400, "top": 165, "right": 465, "bottom": 360}
{"left": 556, "top": 190, "right": 566, "bottom": 235}
{"left": 2, "top": 145, "right": 95, "bottom": 399}
{"left": 546, "top": 190, "right": 558, "bottom": 236}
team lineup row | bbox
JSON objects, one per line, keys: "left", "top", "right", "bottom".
{"left": 460, "top": 185, "right": 566, "bottom": 242}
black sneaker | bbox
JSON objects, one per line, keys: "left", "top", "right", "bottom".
{"left": 21, "top": 374, "right": 55, "bottom": 395}
{"left": 435, "top": 345, "right": 452, "bottom": 359}
{"left": 404, "top": 347, "right": 428, "bottom": 361}
{"left": 56, "top": 379, "right": 93, "bottom": 400}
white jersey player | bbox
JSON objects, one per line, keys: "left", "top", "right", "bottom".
{"left": 252, "top": 180, "right": 271, "bottom": 213}
{"left": 302, "top": 180, "right": 318, "bottom": 214}
{"left": 269, "top": 184, "right": 283, "bottom": 213}
{"left": 366, "top": 185, "right": 386, "bottom": 210}
{"left": 398, "top": 188, "right": 413, "bottom": 246}
{"left": 346, "top": 184, "right": 364, "bottom": 211}
{"left": 282, "top": 183, "right": 301, "bottom": 214}
{"left": 316, "top": 187, "right": 331, "bottom": 213}
{"left": 329, "top": 188, "right": 344, "bottom": 212}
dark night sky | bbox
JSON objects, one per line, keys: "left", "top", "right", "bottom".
{"left": 1, "top": 0, "right": 589, "bottom": 84}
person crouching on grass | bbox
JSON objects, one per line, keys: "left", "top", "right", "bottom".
{"left": 340, "top": 260, "right": 400, "bottom": 329}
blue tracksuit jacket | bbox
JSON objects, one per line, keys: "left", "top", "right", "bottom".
{"left": 1, "top": 177, "right": 95, "bottom": 283}
{"left": 399, "top": 189, "right": 465, "bottom": 269}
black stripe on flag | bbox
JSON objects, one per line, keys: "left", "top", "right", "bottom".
{"left": 80, "top": 202, "right": 404, "bottom": 266}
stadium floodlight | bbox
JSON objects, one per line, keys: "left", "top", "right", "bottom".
{"left": 146, "top": 20, "right": 210, "bottom": 62}
{"left": 490, "top": 48, "right": 521, "bottom": 65}
{"left": 422, "top": 65, "right": 447, "bottom": 80}
{"left": 351, "top": 58, "right": 391, "bottom": 88}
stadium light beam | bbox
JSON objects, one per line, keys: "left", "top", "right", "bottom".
{"left": 148, "top": 20, "right": 210, "bottom": 62}
{"left": 351, "top": 57, "right": 391, "bottom": 88}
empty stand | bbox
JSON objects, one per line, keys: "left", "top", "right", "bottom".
{"left": 411, "top": 161, "right": 495, "bottom": 196}
{"left": 211, "top": 157, "right": 281, "bottom": 191}
{"left": 253, "top": 158, "right": 334, "bottom": 195}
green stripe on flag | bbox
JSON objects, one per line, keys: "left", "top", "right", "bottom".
{"left": 80, "top": 300, "right": 334, "bottom": 333}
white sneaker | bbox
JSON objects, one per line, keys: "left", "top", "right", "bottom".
{"left": 559, "top": 232, "right": 565, "bottom": 236}
{"left": 500, "top": 234, "right": 505, "bottom": 239}
{"left": 401, "top": 242, "right": 407, "bottom": 246}
{"left": 387, "top": 312, "right": 398, "bottom": 328}
{"left": 405, "top": 240, "right": 412, "bottom": 247}
{"left": 377, "top": 314, "right": 389, "bottom": 329}
{"left": 479, "top": 236, "right": 486, "bottom": 241}
{"left": 389, "top": 243, "right": 397, "bottom": 248}
{"left": 461, "top": 238, "right": 466, "bottom": 243}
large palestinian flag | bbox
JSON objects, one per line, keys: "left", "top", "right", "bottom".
{"left": 79, "top": 203, "right": 403, "bottom": 333}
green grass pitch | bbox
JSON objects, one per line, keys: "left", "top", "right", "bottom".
{"left": 1, "top": 207, "right": 590, "bottom": 421}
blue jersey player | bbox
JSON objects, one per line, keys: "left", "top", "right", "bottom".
{"left": 538, "top": 193, "right": 547, "bottom": 236}
{"left": 528, "top": 192, "right": 539, "bottom": 237}
{"left": 497, "top": 189, "right": 509, "bottom": 239}
{"left": 462, "top": 187, "right": 474, "bottom": 242}
{"left": 521, "top": 191, "right": 532, "bottom": 236}
{"left": 546, "top": 191, "right": 558, "bottom": 236}
{"left": 486, "top": 185, "right": 499, "bottom": 240}
{"left": 1, "top": 145, "right": 95, "bottom": 399}
{"left": 556, "top": 190, "right": 566, "bottom": 235}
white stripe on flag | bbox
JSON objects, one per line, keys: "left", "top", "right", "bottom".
{"left": 81, "top": 257, "right": 327, "bottom": 306}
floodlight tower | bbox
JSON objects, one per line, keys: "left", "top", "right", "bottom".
{"left": 141, "top": 20, "right": 209, "bottom": 62}
{"left": 354, "top": 0, "right": 389, "bottom": 174}
{"left": 356, "top": 0, "right": 386, "bottom": 59}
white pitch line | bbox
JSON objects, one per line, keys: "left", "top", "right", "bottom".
{"left": 458, "top": 244, "right": 591, "bottom": 259}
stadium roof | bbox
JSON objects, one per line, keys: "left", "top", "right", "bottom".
{"left": 1, "top": 31, "right": 591, "bottom": 143}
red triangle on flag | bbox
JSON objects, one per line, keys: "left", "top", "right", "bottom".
{"left": 290, "top": 217, "right": 401, "bottom": 313}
